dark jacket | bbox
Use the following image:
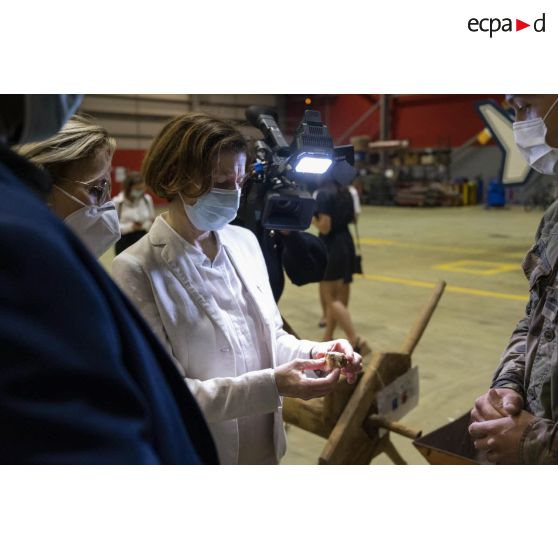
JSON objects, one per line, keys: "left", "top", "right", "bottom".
{"left": 259, "top": 229, "right": 328, "bottom": 301}
{"left": 0, "top": 145, "right": 218, "bottom": 464}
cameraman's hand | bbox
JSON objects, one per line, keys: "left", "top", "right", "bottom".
{"left": 274, "top": 358, "right": 340, "bottom": 400}
{"left": 311, "top": 339, "right": 362, "bottom": 384}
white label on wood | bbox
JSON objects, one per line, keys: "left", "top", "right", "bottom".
{"left": 376, "top": 366, "right": 419, "bottom": 422}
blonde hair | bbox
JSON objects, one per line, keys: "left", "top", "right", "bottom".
{"left": 17, "top": 113, "right": 116, "bottom": 178}
{"left": 142, "top": 112, "right": 247, "bottom": 200}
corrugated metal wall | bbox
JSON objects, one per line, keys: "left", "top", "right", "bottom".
{"left": 80, "top": 94, "right": 284, "bottom": 149}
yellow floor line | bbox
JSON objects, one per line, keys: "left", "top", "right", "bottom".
{"left": 360, "top": 274, "right": 528, "bottom": 302}
{"left": 433, "top": 260, "right": 519, "bottom": 276}
{"left": 360, "top": 237, "right": 528, "bottom": 258}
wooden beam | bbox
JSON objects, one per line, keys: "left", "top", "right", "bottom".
{"left": 400, "top": 281, "right": 446, "bottom": 356}
{"left": 319, "top": 352, "right": 411, "bottom": 465}
{"left": 282, "top": 376, "right": 360, "bottom": 438}
{"left": 282, "top": 398, "right": 331, "bottom": 439}
{"left": 363, "top": 415, "right": 422, "bottom": 440}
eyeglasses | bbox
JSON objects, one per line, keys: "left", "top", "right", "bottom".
{"left": 56, "top": 176, "right": 112, "bottom": 206}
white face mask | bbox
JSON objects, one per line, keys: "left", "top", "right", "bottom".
{"left": 180, "top": 187, "right": 241, "bottom": 231}
{"left": 55, "top": 186, "right": 121, "bottom": 258}
{"left": 513, "top": 97, "right": 558, "bottom": 175}
{"left": 130, "top": 189, "right": 144, "bottom": 201}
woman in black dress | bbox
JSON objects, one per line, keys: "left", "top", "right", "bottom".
{"left": 313, "top": 179, "right": 371, "bottom": 356}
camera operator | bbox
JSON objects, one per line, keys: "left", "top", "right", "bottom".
{"left": 234, "top": 161, "right": 327, "bottom": 302}
{"left": 234, "top": 106, "right": 346, "bottom": 303}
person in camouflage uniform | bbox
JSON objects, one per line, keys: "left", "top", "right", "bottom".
{"left": 469, "top": 94, "right": 558, "bottom": 464}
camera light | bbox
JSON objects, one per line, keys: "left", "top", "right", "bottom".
{"left": 295, "top": 156, "right": 332, "bottom": 174}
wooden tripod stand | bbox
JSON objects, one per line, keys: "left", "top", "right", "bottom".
{"left": 282, "top": 281, "right": 446, "bottom": 465}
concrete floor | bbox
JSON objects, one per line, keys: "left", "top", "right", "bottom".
{"left": 278, "top": 205, "right": 542, "bottom": 464}
{"left": 101, "top": 205, "right": 543, "bottom": 465}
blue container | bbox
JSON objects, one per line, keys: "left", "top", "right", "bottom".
{"left": 487, "top": 179, "right": 505, "bottom": 207}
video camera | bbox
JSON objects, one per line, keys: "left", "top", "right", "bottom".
{"left": 237, "top": 105, "right": 356, "bottom": 231}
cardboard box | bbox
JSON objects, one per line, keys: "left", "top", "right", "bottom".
{"left": 413, "top": 413, "right": 479, "bottom": 465}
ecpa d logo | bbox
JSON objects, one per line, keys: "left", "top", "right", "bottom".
{"left": 468, "top": 13, "right": 546, "bottom": 37}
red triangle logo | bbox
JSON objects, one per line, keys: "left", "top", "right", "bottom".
{"left": 516, "top": 19, "right": 530, "bottom": 31}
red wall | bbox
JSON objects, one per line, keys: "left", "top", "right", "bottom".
{"left": 285, "top": 94, "right": 382, "bottom": 142}
{"left": 112, "top": 94, "right": 506, "bottom": 203}
{"left": 111, "top": 149, "right": 144, "bottom": 178}
{"left": 285, "top": 94, "right": 505, "bottom": 148}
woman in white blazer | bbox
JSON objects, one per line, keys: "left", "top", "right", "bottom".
{"left": 112, "top": 113, "right": 362, "bottom": 464}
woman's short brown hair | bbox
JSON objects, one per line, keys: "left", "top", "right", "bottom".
{"left": 142, "top": 113, "right": 248, "bottom": 200}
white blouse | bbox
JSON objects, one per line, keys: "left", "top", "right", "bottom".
{"left": 183, "top": 235, "right": 277, "bottom": 464}
{"left": 112, "top": 192, "right": 155, "bottom": 235}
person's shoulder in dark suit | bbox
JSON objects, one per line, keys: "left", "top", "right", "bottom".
{"left": 0, "top": 146, "right": 218, "bottom": 464}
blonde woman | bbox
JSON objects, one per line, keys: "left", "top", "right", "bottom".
{"left": 18, "top": 114, "right": 121, "bottom": 257}
{"left": 2, "top": 97, "right": 216, "bottom": 464}
{"left": 112, "top": 113, "right": 363, "bottom": 464}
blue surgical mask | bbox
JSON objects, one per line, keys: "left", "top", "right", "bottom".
{"left": 18, "top": 94, "right": 83, "bottom": 145}
{"left": 180, "top": 187, "right": 241, "bottom": 231}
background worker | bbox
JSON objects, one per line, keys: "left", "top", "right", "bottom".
{"left": 112, "top": 171, "right": 155, "bottom": 255}
{"left": 313, "top": 177, "right": 371, "bottom": 357}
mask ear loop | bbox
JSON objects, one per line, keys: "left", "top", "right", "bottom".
{"left": 178, "top": 191, "right": 190, "bottom": 206}
{"left": 543, "top": 97, "right": 558, "bottom": 122}
{"left": 54, "top": 184, "right": 87, "bottom": 208}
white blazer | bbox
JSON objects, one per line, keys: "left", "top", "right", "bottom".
{"left": 112, "top": 215, "right": 315, "bottom": 464}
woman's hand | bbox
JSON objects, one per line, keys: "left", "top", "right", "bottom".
{"left": 274, "top": 358, "right": 340, "bottom": 400}
{"left": 311, "top": 339, "right": 363, "bottom": 384}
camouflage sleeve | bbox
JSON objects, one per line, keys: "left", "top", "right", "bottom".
{"left": 520, "top": 417, "right": 558, "bottom": 464}
{"left": 490, "top": 314, "right": 528, "bottom": 399}
{"left": 488, "top": 206, "right": 552, "bottom": 398}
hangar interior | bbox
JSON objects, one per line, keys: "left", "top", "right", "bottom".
{"left": 87, "top": 94, "right": 547, "bottom": 464}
